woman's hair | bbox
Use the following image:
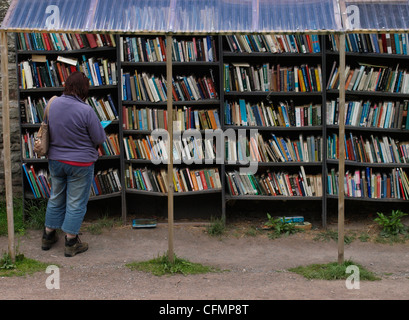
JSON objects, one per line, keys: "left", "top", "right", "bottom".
{"left": 63, "top": 71, "right": 90, "bottom": 100}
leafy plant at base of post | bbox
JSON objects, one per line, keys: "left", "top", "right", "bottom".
{"left": 265, "top": 213, "right": 298, "bottom": 238}
{"left": 374, "top": 210, "right": 407, "bottom": 237}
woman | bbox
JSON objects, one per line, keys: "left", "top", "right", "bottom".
{"left": 41, "top": 71, "right": 106, "bottom": 257}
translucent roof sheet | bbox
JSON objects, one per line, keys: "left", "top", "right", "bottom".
{"left": 1, "top": 0, "right": 342, "bottom": 34}
{"left": 2, "top": 0, "right": 408, "bottom": 34}
{"left": 339, "top": 0, "right": 409, "bottom": 32}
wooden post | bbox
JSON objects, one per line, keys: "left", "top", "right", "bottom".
{"left": 0, "top": 31, "right": 15, "bottom": 262}
{"left": 166, "top": 34, "right": 174, "bottom": 263}
{"left": 338, "top": 33, "right": 346, "bottom": 264}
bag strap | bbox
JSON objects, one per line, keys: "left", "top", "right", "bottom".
{"left": 43, "top": 95, "right": 58, "bottom": 124}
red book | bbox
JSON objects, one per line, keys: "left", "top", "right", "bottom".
{"left": 75, "top": 34, "right": 84, "bottom": 48}
{"left": 86, "top": 34, "right": 98, "bottom": 48}
{"left": 199, "top": 171, "right": 208, "bottom": 190}
{"left": 42, "top": 33, "right": 52, "bottom": 50}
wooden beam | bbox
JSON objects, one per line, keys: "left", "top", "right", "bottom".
{"left": 166, "top": 34, "right": 174, "bottom": 264}
{"left": 0, "top": 31, "right": 15, "bottom": 262}
{"left": 338, "top": 33, "right": 346, "bottom": 265}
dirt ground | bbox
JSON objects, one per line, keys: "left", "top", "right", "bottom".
{"left": 1, "top": 215, "right": 408, "bottom": 306}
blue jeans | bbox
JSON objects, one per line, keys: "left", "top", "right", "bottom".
{"left": 45, "top": 160, "right": 94, "bottom": 235}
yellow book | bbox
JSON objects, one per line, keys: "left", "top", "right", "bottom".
{"left": 315, "top": 68, "right": 321, "bottom": 92}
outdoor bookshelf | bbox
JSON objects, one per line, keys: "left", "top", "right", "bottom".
{"left": 15, "top": 31, "right": 409, "bottom": 225}
{"left": 325, "top": 33, "right": 409, "bottom": 204}
{"left": 16, "top": 32, "right": 123, "bottom": 218}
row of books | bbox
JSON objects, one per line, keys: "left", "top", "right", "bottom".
{"left": 327, "top": 133, "right": 409, "bottom": 164}
{"left": 224, "top": 99, "right": 322, "bottom": 127}
{"left": 225, "top": 34, "right": 321, "bottom": 54}
{"left": 123, "top": 135, "right": 217, "bottom": 163}
{"left": 22, "top": 130, "right": 120, "bottom": 159}
{"left": 97, "top": 134, "right": 121, "bottom": 157}
{"left": 225, "top": 167, "right": 322, "bottom": 197}
{"left": 327, "top": 62, "right": 409, "bottom": 93}
{"left": 20, "top": 94, "right": 118, "bottom": 124}
{"left": 125, "top": 166, "right": 222, "bottom": 193}
{"left": 327, "top": 167, "right": 409, "bottom": 200}
{"left": 86, "top": 95, "right": 118, "bottom": 121}
{"left": 19, "top": 56, "right": 117, "bottom": 89}
{"left": 122, "top": 106, "right": 221, "bottom": 131}
{"left": 21, "top": 131, "right": 40, "bottom": 159}
{"left": 328, "top": 33, "right": 409, "bottom": 55}
{"left": 16, "top": 33, "right": 116, "bottom": 51}
{"left": 22, "top": 163, "right": 50, "bottom": 199}
{"left": 90, "top": 168, "right": 122, "bottom": 197}
{"left": 20, "top": 96, "right": 48, "bottom": 124}
{"left": 225, "top": 133, "right": 323, "bottom": 163}
{"left": 224, "top": 63, "right": 322, "bottom": 93}
{"left": 120, "top": 36, "right": 217, "bottom": 63}
{"left": 326, "top": 99, "right": 409, "bottom": 129}
{"left": 121, "top": 70, "right": 218, "bottom": 102}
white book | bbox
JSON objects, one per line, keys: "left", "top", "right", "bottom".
{"left": 23, "top": 61, "right": 34, "bottom": 89}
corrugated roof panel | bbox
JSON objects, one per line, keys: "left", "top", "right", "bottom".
{"left": 1, "top": 0, "right": 94, "bottom": 32}
{"left": 170, "top": 0, "right": 253, "bottom": 33}
{"left": 340, "top": 0, "right": 409, "bottom": 31}
{"left": 258, "top": 0, "right": 342, "bottom": 33}
{"left": 3, "top": 0, "right": 409, "bottom": 34}
{"left": 91, "top": 0, "right": 171, "bottom": 33}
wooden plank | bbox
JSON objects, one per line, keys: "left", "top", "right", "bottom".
{"left": 338, "top": 33, "right": 346, "bottom": 265}
{"left": 166, "top": 34, "right": 174, "bottom": 263}
{"left": 1, "top": 31, "right": 15, "bottom": 262}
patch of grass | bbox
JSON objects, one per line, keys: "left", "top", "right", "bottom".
{"left": 289, "top": 260, "right": 380, "bottom": 281}
{"left": 23, "top": 199, "right": 48, "bottom": 230}
{"left": 0, "top": 197, "right": 25, "bottom": 236}
{"left": 0, "top": 252, "right": 50, "bottom": 277}
{"left": 126, "top": 253, "right": 221, "bottom": 276}
{"left": 313, "top": 229, "right": 356, "bottom": 244}
{"left": 206, "top": 217, "right": 226, "bottom": 237}
{"left": 84, "top": 214, "right": 121, "bottom": 235}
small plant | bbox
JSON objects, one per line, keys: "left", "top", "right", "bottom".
{"left": 0, "top": 252, "right": 16, "bottom": 270}
{"left": 0, "top": 252, "right": 50, "bottom": 277}
{"left": 265, "top": 213, "right": 298, "bottom": 239}
{"left": 374, "top": 210, "right": 407, "bottom": 237}
{"left": 206, "top": 216, "right": 226, "bottom": 237}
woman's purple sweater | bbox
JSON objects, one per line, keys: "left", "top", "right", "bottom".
{"left": 47, "top": 94, "right": 106, "bottom": 163}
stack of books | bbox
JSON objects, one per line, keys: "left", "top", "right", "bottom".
{"left": 90, "top": 168, "right": 122, "bottom": 196}
{"left": 22, "top": 163, "right": 51, "bottom": 199}
{"left": 226, "top": 167, "right": 322, "bottom": 197}
{"left": 327, "top": 133, "right": 409, "bottom": 164}
{"left": 86, "top": 94, "right": 118, "bottom": 121}
{"left": 328, "top": 33, "right": 409, "bottom": 55}
{"left": 327, "top": 167, "right": 409, "bottom": 200}
{"left": 123, "top": 135, "right": 217, "bottom": 163}
{"left": 326, "top": 99, "right": 409, "bottom": 129}
{"left": 120, "top": 36, "right": 217, "bottom": 62}
{"left": 125, "top": 166, "right": 221, "bottom": 193}
{"left": 225, "top": 99, "right": 321, "bottom": 127}
{"left": 327, "top": 62, "right": 409, "bottom": 93}
{"left": 225, "top": 34, "right": 321, "bottom": 53}
{"left": 18, "top": 55, "right": 117, "bottom": 89}
{"left": 225, "top": 133, "right": 323, "bottom": 163}
{"left": 121, "top": 71, "right": 218, "bottom": 102}
{"left": 17, "top": 33, "right": 116, "bottom": 51}
{"left": 224, "top": 63, "right": 322, "bottom": 92}
{"left": 98, "top": 134, "right": 121, "bottom": 157}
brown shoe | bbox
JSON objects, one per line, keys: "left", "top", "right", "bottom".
{"left": 64, "top": 235, "right": 88, "bottom": 257}
{"left": 41, "top": 228, "right": 58, "bottom": 250}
